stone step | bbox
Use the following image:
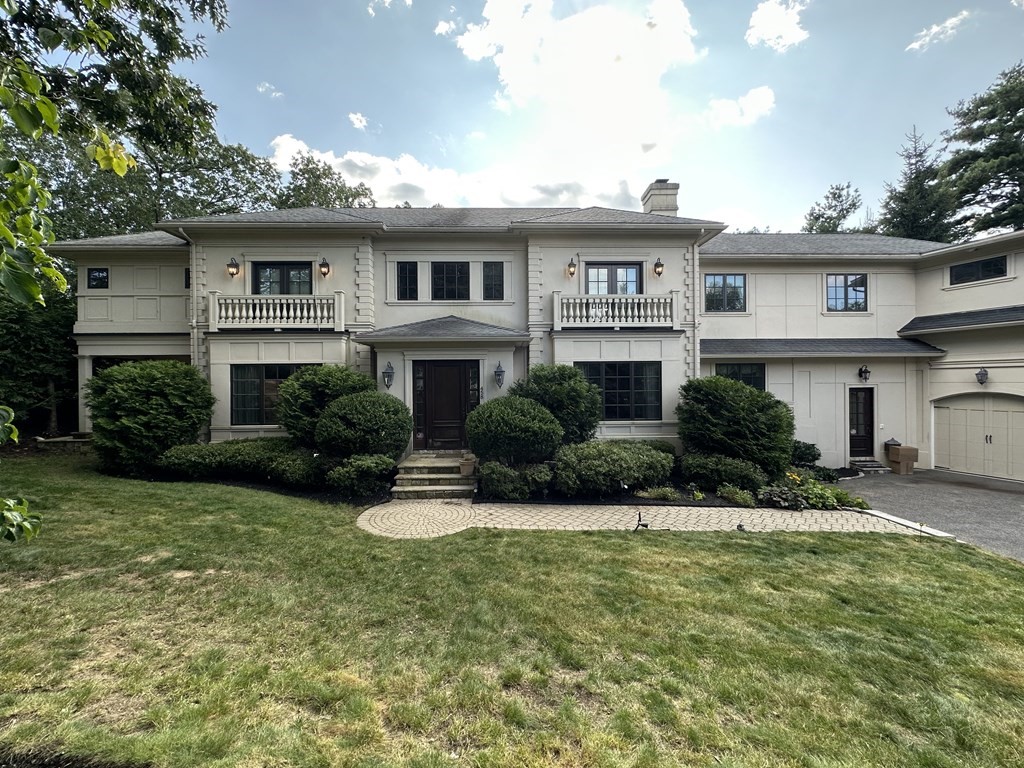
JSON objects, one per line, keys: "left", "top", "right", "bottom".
{"left": 849, "top": 459, "right": 892, "bottom": 475}
{"left": 398, "top": 461, "right": 463, "bottom": 476}
{"left": 390, "top": 484, "right": 476, "bottom": 500}
{"left": 395, "top": 473, "right": 476, "bottom": 487}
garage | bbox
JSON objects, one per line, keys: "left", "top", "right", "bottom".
{"left": 934, "top": 394, "right": 1024, "bottom": 481}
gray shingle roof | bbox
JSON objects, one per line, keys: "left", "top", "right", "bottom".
{"left": 702, "top": 233, "right": 947, "bottom": 255}
{"left": 51, "top": 230, "right": 187, "bottom": 249}
{"left": 898, "top": 305, "right": 1024, "bottom": 335}
{"left": 701, "top": 338, "right": 945, "bottom": 357}
{"left": 355, "top": 315, "right": 529, "bottom": 342}
{"left": 514, "top": 207, "right": 724, "bottom": 227}
{"left": 162, "top": 208, "right": 376, "bottom": 225}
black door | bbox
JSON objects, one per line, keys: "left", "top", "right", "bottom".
{"left": 412, "top": 361, "right": 480, "bottom": 450}
{"left": 849, "top": 387, "right": 875, "bottom": 458}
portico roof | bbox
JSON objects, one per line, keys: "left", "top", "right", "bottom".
{"left": 354, "top": 315, "right": 530, "bottom": 343}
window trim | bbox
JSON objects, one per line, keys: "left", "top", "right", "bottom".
{"left": 715, "top": 362, "right": 766, "bottom": 391}
{"left": 86, "top": 267, "right": 110, "bottom": 290}
{"left": 483, "top": 261, "right": 504, "bottom": 301}
{"left": 825, "top": 273, "right": 868, "bottom": 313}
{"left": 230, "top": 363, "right": 311, "bottom": 426}
{"left": 704, "top": 273, "right": 747, "bottom": 312}
{"left": 431, "top": 261, "right": 470, "bottom": 301}
{"left": 948, "top": 255, "right": 1008, "bottom": 286}
{"left": 251, "top": 261, "right": 313, "bottom": 296}
{"left": 575, "top": 361, "right": 662, "bottom": 421}
{"left": 396, "top": 261, "right": 418, "bottom": 301}
{"left": 584, "top": 262, "right": 643, "bottom": 295}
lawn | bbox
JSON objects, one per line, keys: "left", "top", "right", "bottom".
{"left": 2, "top": 453, "right": 1024, "bottom": 768}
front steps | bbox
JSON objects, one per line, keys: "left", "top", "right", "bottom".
{"left": 391, "top": 451, "right": 477, "bottom": 500}
{"left": 849, "top": 458, "right": 892, "bottom": 475}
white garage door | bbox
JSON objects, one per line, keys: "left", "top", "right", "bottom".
{"left": 934, "top": 394, "right": 1024, "bottom": 481}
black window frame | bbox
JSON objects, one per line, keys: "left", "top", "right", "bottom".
{"left": 704, "top": 273, "right": 746, "bottom": 312}
{"left": 87, "top": 267, "right": 110, "bottom": 290}
{"left": 252, "top": 262, "right": 313, "bottom": 296}
{"left": 431, "top": 262, "right": 470, "bottom": 301}
{"left": 396, "top": 262, "right": 418, "bottom": 301}
{"left": 715, "top": 362, "right": 766, "bottom": 391}
{"left": 575, "top": 361, "right": 662, "bottom": 421}
{"left": 230, "top": 363, "right": 310, "bottom": 425}
{"left": 949, "top": 255, "right": 1007, "bottom": 286}
{"left": 826, "top": 273, "right": 868, "bottom": 312}
{"left": 585, "top": 263, "right": 642, "bottom": 295}
{"left": 483, "top": 261, "right": 504, "bottom": 301}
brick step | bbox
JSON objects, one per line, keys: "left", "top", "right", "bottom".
{"left": 390, "top": 485, "right": 476, "bottom": 500}
{"left": 395, "top": 473, "right": 476, "bottom": 487}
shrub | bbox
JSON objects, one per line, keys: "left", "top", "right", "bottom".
{"left": 811, "top": 465, "right": 840, "bottom": 483}
{"left": 315, "top": 391, "right": 413, "bottom": 460}
{"left": 676, "top": 376, "right": 795, "bottom": 479}
{"left": 479, "top": 462, "right": 529, "bottom": 501}
{"left": 267, "top": 453, "right": 326, "bottom": 489}
{"left": 277, "top": 366, "right": 376, "bottom": 446}
{"left": 553, "top": 441, "right": 673, "bottom": 498}
{"left": 757, "top": 485, "right": 807, "bottom": 510}
{"left": 520, "top": 463, "right": 554, "bottom": 498}
{"left": 832, "top": 488, "right": 870, "bottom": 510}
{"left": 717, "top": 484, "right": 756, "bottom": 508}
{"left": 679, "top": 453, "right": 767, "bottom": 494}
{"left": 159, "top": 437, "right": 296, "bottom": 481}
{"left": 508, "top": 364, "right": 602, "bottom": 444}
{"left": 85, "top": 360, "right": 215, "bottom": 476}
{"left": 327, "top": 454, "right": 396, "bottom": 497}
{"left": 466, "top": 396, "right": 563, "bottom": 464}
{"left": 635, "top": 486, "right": 682, "bottom": 502}
{"left": 791, "top": 440, "right": 822, "bottom": 468}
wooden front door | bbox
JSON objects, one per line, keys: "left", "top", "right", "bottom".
{"left": 412, "top": 361, "right": 480, "bottom": 450}
{"left": 849, "top": 387, "right": 875, "bottom": 458}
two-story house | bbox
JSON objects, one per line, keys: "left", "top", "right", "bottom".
{"left": 52, "top": 180, "right": 1024, "bottom": 482}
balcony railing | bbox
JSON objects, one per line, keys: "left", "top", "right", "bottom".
{"left": 553, "top": 291, "right": 681, "bottom": 330}
{"left": 208, "top": 291, "right": 345, "bottom": 331}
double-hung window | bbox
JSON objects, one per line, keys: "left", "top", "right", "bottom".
{"left": 575, "top": 361, "right": 661, "bottom": 420}
{"left": 397, "top": 262, "right": 418, "bottom": 300}
{"left": 483, "top": 262, "right": 504, "bottom": 300}
{"left": 253, "top": 263, "right": 312, "bottom": 295}
{"left": 585, "top": 264, "right": 640, "bottom": 295}
{"left": 826, "top": 273, "right": 867, "bottom": 312}
{"left": 949, "top": 256, "right": 1007, "bottom": 285}
{"left": 715, "top": 363, "right": 766, "bottom": 391}
{"left": 231, "top": 363, "right": 309, "bottom": 425}
{"left": 431, "top": 262, "right": 470, "bottom": 300}
{"left": 704, "top": 274, "right": 746, "bottom": 312}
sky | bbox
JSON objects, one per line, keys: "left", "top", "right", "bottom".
{"left": 177, "top": 0, "right": 1024, "bottom": 232}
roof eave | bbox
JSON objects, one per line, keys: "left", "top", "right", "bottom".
{"left": 155, "top": 221, "right": 386, "bottom": 234}
{"left": 510, "top": 223, "right": 727, "bottom": 234}
{"left": 701, "top": 350, "right": 944, "bottom": 358}
{"left": 899, "top": 320, "right": 1024, "bottom": 336}
{"left": 355, "top": 334, "right": 531, "bottom": 344}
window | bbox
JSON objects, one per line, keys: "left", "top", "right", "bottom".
{"left": 586, "top": 264, "right": 640, "bottom": 295}
{"left": 185, "top": 267, "right": 191, "bottom": 289}
{"left": 431, "top": 262, "right": 469, "bottom": 300}
{"left": 483, "top": 262, "right": 504, "bottom": 300}
{"left": 397, "top": 262, "right": 418, "bottom": 300}
{"left": 704, "top": 274, "right": 746, "bottom": 312}
{"left": 575, "top": 361, "right": 661, "bottom": 420}
{"left": 826, "top": 273, "right": 867, "bottom": 312}
{"left": 231, "top": 364, "right": 309, "bottom": 425}
{"left": 715, "top": 363, "right": 766, "bottom": 391}
{"left": 950, "top": 255, "right": 1007, "bottom": 285}
{"left": 87, "top": 267, "right": 109, "bottom": 289}
{"left": 252, "top": 263, "right": 312, "bottom": 295}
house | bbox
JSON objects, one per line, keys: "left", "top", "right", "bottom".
{"left": 52, "top": 180, "right": 1024, "bottom": 482}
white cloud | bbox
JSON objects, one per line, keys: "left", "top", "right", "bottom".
{"left": 256, "top": 81, "right": 283, "bottom": 99}
{"left": 1012, "top": 0, "right": 1023, "bottom": 9}
{"left": 706, "top": 86, "right": 776, "bottom": 128}
{"left": 367, "top": 0, "right": 412, "bottom": 16}
{"left": 745, "top": 1, "right": 809, "bottom": 53}
{"left": 349, "top": 112, "right": 369, "bottom": 131}
{"left": 435, "top": 20, "right": 456, "bottom": 35}
{"left": 906, "top": 10, "right": 971, "bottom": 52}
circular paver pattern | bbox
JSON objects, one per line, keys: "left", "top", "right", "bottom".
{"left": 357, "top": 499, "right": 476, "bottom": 539}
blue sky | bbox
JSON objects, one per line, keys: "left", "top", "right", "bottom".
{"left": 178, "top": 0, "right": 1024, "bottom": 231}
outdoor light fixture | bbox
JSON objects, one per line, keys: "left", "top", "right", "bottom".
{"left": 226, "top": 257, "right": 240, "bottom": 277}
{"left": 654, "top": 257, "right": 664, "bottom": 277}
{"left": 382, "top": 361, "right": 395, "bottom": 389}
{"left": 319, "top": 257, "right": 331, "bottom": 277}
{"left": 494, "top": 362, "right": 506, "bottom": 389}
{"left": 976, "top": 368, "right": 989, "bottom": 386}
{"left": 858, "top": 365, "right": 871, "bottom": 382}
{"left": 567, "top": 256, "right": 577, "bottom": 278}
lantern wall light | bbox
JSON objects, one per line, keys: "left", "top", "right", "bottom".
{"left": 976, "top": 368, "right": 989, "bottom": 386}
{"left": 382, "top": 361, "right": 395, "bottom": 389}
{"left": 319, "top": 257, "right": 331, "bottom": 277}
{"left": 226, "top": 257, "right": 240, "bottom": 277}
{"left": 567, "top": 256, "right": 577, "bottom": 278}
{"left": 858, "top": 365, "right": 871, "bottom": 382}
{"left": 494, "top": 362, "right": 506, "bottom": 389}
{"left": 654, "top": 258, "right": 664, "bottom": 277}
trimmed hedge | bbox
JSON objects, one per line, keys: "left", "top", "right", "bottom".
{"left": 553, "top": 441, "right": 673, "bottom": 498}
{"left": 679, "top": 453, "right": 767, "bottom": 494}
{"left": 466, "top": 396, "right": 563, "bottom": 464}
{"left": 158, "top": 437, "right": 330, "bottom": 489}
{"left": 508, "top": 364, "right": 602, "bottom": 444}
{"left": 85, "top": 360, "right": 215, "bottom": 476}
{"left": 478, "top": 462, "right": 554, "bottom": 501}
{"left": 276, "top": 365, "right": 376, "bottom": 446}
{"left": 327, "top": 454, "right": 396, "bottom": 497}
{"left": 315, "top": 391, "right": 413, "bottom": 460}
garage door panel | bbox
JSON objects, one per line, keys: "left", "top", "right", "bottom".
{"left": 933, "top": 394, "right": 1024, "bottom": 482}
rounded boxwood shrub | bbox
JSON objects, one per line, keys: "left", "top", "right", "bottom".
{"left": 478, "top": 461, "right": 530, "bottom": 501}
{"left": 553, "top": 441, "right": 673, "bottom": 498}
{"left": 85, "top": 360, "right": 215, "bottom": 476}
{"left": 791, "top": 439, "right": 822, "bottom": 468}
{"left": 676, "top": 376, "right": 795, "bottom": 479}
{"left": 508, "top": 364, "right": 602, "bottom": 444}
{"left": 465, "top": 396, "right": 563, "bottom": 464}
{"left": 315, "top": 391, "right": 413, "bottom": 460}
{"left": 679, "top": 453, "right": 767, "bottom": 494}
{"left": 327, "top": 454, "right": 396, "bottom": 497}
{"left": 276, "top": 365, "right": 376, "bottom": 446}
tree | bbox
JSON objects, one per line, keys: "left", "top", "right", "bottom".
{"left": 801, "top": 183, "right": 863, "bottom": 233}
{"left": 876, "top": 127, "right": 963, "bottom": 243}
{"left": 277, "top": 153, "right": 375, "bottom": 209}
{"left": 944, "top": 61, "right": 1024, "bottom": 233}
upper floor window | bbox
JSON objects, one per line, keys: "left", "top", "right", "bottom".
{"left": 431, "top": 262, "right": 469, "bottom": 300}
{"left": 715, "top": 362, "right": 766, "bottom": 391}
{"left": 87, "top": 267, "right": 109, "bottom": 289}
{"left": 704, "top": 274, "right": 746, "bottom": 312}
{"left": 253, "top": 263, "right": 312, "bottom": 295}
{"left": 586, "top": 264, "right": 640, "bottom": 295}
{"left": 397, "top": 262, "right": 418, "bottom": 301}
{"left": 575, "top": 361, "right": 661, "bottom": 420}
{"left": 950, "top": 255, "right": 1007, "bottom": 285}
{"left": 826, "top": 273, "right": 867, "bottom": 312}
{"left": 483, "top": 262, "right": 504, "bottom": 300}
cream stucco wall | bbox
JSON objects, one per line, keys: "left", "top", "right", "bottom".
{"left": 914, "top": 246, "right": 1022, "bottom": 317}
{"left": 74, "top": 252, "right": 190, "bottom": 335}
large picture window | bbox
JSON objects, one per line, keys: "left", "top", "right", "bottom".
{"left": 431, "top": 262, "right": 470, "bottom": 300}
{"left": 704, "top": 274, "right": 746, "bottom": 312}
{"left": 586, "top": 264, "right": 640, "bottom": 295}
{"left": 715, "top": 363, "right": 766, "bottom": 391}
{"left": 575, "top": 361, "right": 661, "bottom": 420}
{"left": 949, "top": 255, "right": 1007, "bottom": 285}
{"left": 826, "top": 273, "right": 867, "bottom": 312}
{"left": 253, "top": 263, "right": 312, "bottom": 295}
{"left": 231, "top": 364, "right": 309, "bottom": 425}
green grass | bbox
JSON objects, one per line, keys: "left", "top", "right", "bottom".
{"left": 2, "top": 453, "right": 1024, "bottom": 767}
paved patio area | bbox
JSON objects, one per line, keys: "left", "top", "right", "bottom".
{"left": 356, "top": 499, "right": 935, "bottom": 539}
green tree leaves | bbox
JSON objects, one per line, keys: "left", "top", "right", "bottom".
{"left": 278, "top": 153, "right": 376, "bottom": 209}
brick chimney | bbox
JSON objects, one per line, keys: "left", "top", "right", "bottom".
{"left": 641, "top": 178, "right": 679, "bottom": 217}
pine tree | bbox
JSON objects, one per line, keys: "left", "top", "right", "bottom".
{"left": 801, "top": 183, "right": 862, "bottom": 233}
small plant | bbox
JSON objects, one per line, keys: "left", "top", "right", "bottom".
{"left": 791, "top": 440, "right": 822, "bottom": 468}
{"left": 688, "top": 484, "right": 706, "bottom": 502}
{"left": 812, "top": 465, "right": 840, "bottom": 483}
{"left": 832, "top": 487, "right": 870, "bottom": 510}
{"left": 636, "top": 486, "right": 682, "bottom": 502}
{"left": 757, "top": 485, "right": 807, "bottom": 510}
{"left": 796, "top": 478, "right": 839, "bottom": 510}
{"left": 717, "top": 484, "right": 756, "bottom": 508}
{"left": 466, "top": 396, "right": 564, "bottom": 465}
{"left": 2, "top": 497, "right": 41, "bottom": 543}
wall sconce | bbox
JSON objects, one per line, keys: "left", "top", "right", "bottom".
{"left": 858, "top": 365, "right": 871, "bottom": 382}
{"left": 494, "top": 362, "right": 505, "bottom": 389}
{"left": 654, "top": 258, "right": 664, "bottom": 277}
{"left": 567, "top": 256, "right": 577, "bottom": 278}
{"left": 319, "top": 257, "right": 330, "bottom": 277}
{"left": 226, "top": 257, "right": 240, "bottom": 277}
{"left": 976, "top": 368, "right": 989, "bottom": 386}
{"left": 382, "top": 361, "right": 395, "bottom": 389}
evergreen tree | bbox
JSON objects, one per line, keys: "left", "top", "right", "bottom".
{"left": 801, "top": 183, "right": 862, "bottom": 233}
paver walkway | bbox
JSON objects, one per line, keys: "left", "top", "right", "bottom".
{"left": 356, "top": 499, "right": 932, "bottom": 539}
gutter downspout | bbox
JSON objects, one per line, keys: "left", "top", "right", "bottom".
{"left": 177, "top": 227, "right": 199, "bottom": 372}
